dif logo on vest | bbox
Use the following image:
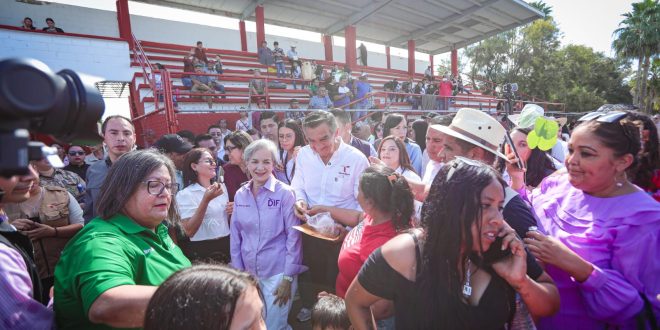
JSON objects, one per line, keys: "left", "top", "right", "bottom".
{"left": 268, "top": 198, "right": 280, "bottom": 207}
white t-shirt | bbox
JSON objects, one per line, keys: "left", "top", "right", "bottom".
{"left": 422, "top": 160, "right": 443, "bottom": 185}
{"left": 176, "top": 183, "right": 230, "bottom": 241}
{"left": 291, "top": 139, "right": 369, "bottom": 211}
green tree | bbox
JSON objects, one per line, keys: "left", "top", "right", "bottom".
{"left": 464, "top": 3, "right": 564, "bottom": 106}
{"left": 464, "top": 1, "right": 633, "bottom": 112}
{"left": 612, "top": 0, "right": 660, "bottom": 112}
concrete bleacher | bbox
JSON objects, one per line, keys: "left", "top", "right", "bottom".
{"left": 132, "top": 40, "right": 499, "bottom": 115}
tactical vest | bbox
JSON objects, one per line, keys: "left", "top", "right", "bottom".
{"left": 33, "top": 186, "right": 71, "bottom": 279}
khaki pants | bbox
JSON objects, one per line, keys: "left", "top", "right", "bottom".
{"left": 192, "top": 84, "right": 214, "bottom": 108}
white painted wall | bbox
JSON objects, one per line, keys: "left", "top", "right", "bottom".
{"left": 0, "top": 1, "right": 119, "bottom": 37}
{"left": 0, "top": 29, "right": 132, "bottom": 81}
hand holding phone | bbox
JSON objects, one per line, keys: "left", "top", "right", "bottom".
{"left": 481, "top": 236, "right": 512, "bottom": 265}
{"left": 504, "top": 133, "right": 525, "bottom": 171}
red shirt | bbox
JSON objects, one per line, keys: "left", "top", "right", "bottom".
{"left": 439, "top": 80, "right": 453, "bottom": 97}
{"left": 335, "top": 215, "right": 396, "bottom": 298}
{"left": 222, "top": 164, "right": 248, "bottom": 202}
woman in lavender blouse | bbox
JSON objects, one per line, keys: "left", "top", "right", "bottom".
{"left": 507, "top": 111, "right": 660, "bottom": 329}
{"left": 230, "top": 139, "right": 305, "bottom": 330}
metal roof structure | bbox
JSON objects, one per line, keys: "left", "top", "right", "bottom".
{"left": 133, "top": 0, "right": 544, "bottom": 54}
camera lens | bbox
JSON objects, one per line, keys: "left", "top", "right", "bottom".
{"left": 0, "top": 58, "right": 61, "bottom": 118}
{"left": 0, "top": 58, "right": 104, "bottom": 144}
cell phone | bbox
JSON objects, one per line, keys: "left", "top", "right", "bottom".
{"left": 481, "top": 236, "right": 511, "bottom": 265}
{"left": 504, "top": 133, "right": 525, "bottom": 170}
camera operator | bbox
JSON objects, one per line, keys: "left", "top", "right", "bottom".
{"left": 4, "top": 163, "right": 85, "bottom": 303}
{"left": 1, "top": 168, "right": 55, "bottom": 329}
{"left": 83, "top": 115, "right": 136, "bottom": 223}
{"left": 0, "top": 57, "right": 104, "bottom": 328}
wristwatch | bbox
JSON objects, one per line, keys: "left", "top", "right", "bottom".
{"left": 282, "top": 275, "right": 294, "bottom": 282}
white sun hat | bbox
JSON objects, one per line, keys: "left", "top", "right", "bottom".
{"left": 430, "top": 108, "right": 507, "bottom": 160}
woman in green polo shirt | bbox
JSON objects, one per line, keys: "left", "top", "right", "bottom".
{"left": 54, "top": 150, "right": 191, "bottom": 329}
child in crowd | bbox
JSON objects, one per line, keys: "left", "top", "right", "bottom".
{"left": 311, "top": 295, "right": 352, "bottom": 330}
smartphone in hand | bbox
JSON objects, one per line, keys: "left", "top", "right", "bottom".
{"left": 504, "top": 133, "right": 525, "bottom": 170}
{"left": 481, "top": 236, "right": 512, "bottom": 265}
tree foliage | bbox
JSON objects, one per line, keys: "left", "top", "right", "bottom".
{"left": 612, "top": 0, "right": 660, "bottom": 112}
{"left": 464, "top": 1, "right": 634, "bottom": 112}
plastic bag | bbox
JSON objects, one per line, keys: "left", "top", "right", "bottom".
{"left": 305, "top": 212, "right": 339, "bottom": 237}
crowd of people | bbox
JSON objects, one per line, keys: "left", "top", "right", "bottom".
{"left": 1, "top": 103, "right": 660, "bottom": 330}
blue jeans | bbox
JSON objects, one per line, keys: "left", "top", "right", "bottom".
{"left": 275, "top": 62, "right": 285, "bottom": 78}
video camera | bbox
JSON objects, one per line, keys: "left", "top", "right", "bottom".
{"left": 0, "top": 58, "right": 105, "bottom": 177}
{"left": 496, "top": 83, "right": 518, "bottom": 115}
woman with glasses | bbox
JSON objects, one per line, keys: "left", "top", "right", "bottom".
{"left": 275, "top": 119, "right": 306, "bottom": 185}
{"left": 346, "top": 158, "right": 559, "bottom": 329}
{"left": 222, "top": 131, "right": 253, "bottom": 206}
{"left": 54, "top": 150, "right": 190, "bottom": 329}
{"left": 506, "top": 111, "right": 660, "bottom": 329}
{"left": 175, "top": 148, "right": 230, "bottom": 263}
{"left": 230, "top": 139, "right": 304, "bottom": 330}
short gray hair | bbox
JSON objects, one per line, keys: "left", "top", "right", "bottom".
{"left": 243, "top": 139, "right": 278, "bottom": 163}
{"left": 303, "top": 110, "right": 337, "bottom": 134}
{"left": 96, "top": 149, "right": 180, "bottom": 225}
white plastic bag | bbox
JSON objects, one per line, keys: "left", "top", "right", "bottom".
{"left": 305, "top": 212, "right": 339, "bottom": 237}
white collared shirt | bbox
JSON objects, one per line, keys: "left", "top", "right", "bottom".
{"left": 395, "top": 166, "right": 421, "bottom": 182}
{"left": 423, "top": 160, "right": 443, "bottom": 184}
{"left": 176, "top": 182, "right": 230, "bottom": 241}
{"left": 291, "top": 139, "right": 369, "bottom": 211}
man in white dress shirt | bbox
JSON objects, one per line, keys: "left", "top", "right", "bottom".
{"left": 292, "top": 111, "right": 369, "bottom": 214}
{"left": 290, "top": 110, "right": 368, "bottom": 322}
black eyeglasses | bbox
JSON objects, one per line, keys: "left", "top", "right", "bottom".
{"left": 224, "top": 145, "right": 238, "bottom": 152}
{"left": 68, "top": 151, "right": 85, "bottom": 156}
{"left": 578, "top": 111, "right": 627, "bottom": 123}
{"left": 446, "top": 157, "right": 485, "bottom": 182}
{"left": 143, "top": 181, "right": 179, "bottom": 195}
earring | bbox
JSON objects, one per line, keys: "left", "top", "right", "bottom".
{"left": 615, "top": 173, "right": 625, "bottom": 188}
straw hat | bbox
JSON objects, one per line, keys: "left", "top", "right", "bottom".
{"left": 431, "top": 108, "right": 507, "bottom": 160}
{"left": 507, "top": 104, "right": 545, "bottom": 129}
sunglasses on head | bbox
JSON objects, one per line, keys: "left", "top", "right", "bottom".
{"left": 446, "top": 157, "right": 486, "bottom": 182}
{"left": 578, "top": 111, "right": 627, "bottom": 123}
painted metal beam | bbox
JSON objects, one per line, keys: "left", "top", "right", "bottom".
{"left": 324, "top": 0, "right": 394, "bottom": 36}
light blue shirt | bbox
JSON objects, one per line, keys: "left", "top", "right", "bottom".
{"left": 405, "top": 141, "right": 423, "bottom": 175}
{"left": 308, "top": 95, "right": 333, "bottom": 109}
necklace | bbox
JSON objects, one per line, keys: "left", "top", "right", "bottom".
{"left": 462, "top": 259, "right": 472, "bottom": 299}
